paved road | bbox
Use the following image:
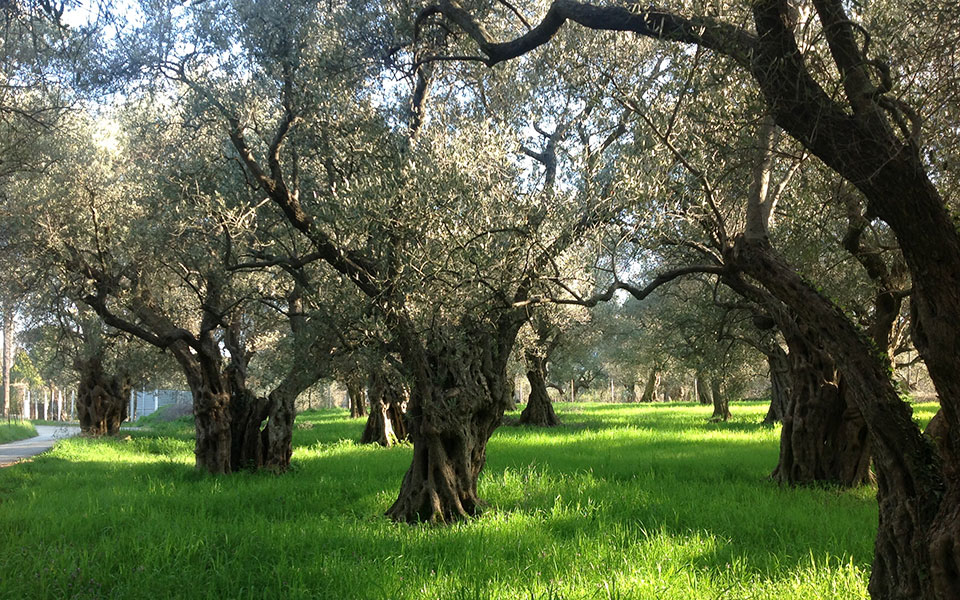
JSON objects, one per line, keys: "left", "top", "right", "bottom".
{"left": 0, "top": 425, "right": 80, "bottom": 467}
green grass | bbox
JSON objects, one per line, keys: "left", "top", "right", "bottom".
{"left": 0, "top": 401, "right": 940, "bottom": 599}
{"left": 0, "top": 421, "right": 37, "bottom": 444}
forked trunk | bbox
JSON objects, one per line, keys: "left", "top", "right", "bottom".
{"left": 347, "top": 378, "right": 367, "bottom": 418}
{"left": 259, "top": 364, "right": 320, "bottom": 471}
{"left": 360, "top": 371, "right": 407, "bottom": 447}
{"left": 639, "top": 368, "right": 658, "bottom": 403}
{"left": 519, "top": 351, "right": 560, "bottom": 426}
{"left": 709, "top": 378, "right": 730, "bottom": 421}
{"left": 74, "top": 358, "right": 129, "bottom": 436}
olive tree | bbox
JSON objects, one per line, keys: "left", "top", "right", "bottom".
{"left": 413, "top": 2, "right": 960, "bottom": 595}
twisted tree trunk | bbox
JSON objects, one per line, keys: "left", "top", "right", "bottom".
{"left": 361, "top": 370, "right": 407, "bottom": 447}
{"left": 386, "top": 318, "right": 519, "bottom": 523}
{"left": 187, "top": 358, "right": 233, "bottom": 474}
{"left": 727, "top": 236, "right": 942, "bottom": 599}
{"left": 75, "top": 357, "right": 129, "bottom": 436}
{"left": 519, "top": 350, "right": 560, "bottom": 426}
{"left": 639, "top": 368, "right": 659, "bottom": 403}
{"left": 347, "top": 377, "right": 367, "bottom": 418}
{"left": 709, "top": 378, "right": 730, "bottom": 421}
{"left": 769, "top": 331, "right": 871, "bottom": 487}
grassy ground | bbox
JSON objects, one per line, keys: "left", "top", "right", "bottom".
{"left": 0, "top": 401, "right": 940, "bottom": 600}
{"left": 0, "top": 421, "right": 37, "bottom": 444}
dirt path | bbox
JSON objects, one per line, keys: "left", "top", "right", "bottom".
{"left": 0, "top": 425, "right": 80, "bottom": 467}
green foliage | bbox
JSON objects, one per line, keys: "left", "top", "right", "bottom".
{"left": 0, "top": 421, "right": 38, "bottom": 444}
{"left": 0, "top": 402, "right": 940, "bottom": 599}
{"left": 10, "top": 350, "right": 44, "bottom": 388}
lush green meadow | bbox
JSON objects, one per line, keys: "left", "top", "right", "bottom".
{"left": 0, "top": 402, "right": 940, "bottom": 599}
{"left": 0, "top": 421, "right": 37, "bottom": 444}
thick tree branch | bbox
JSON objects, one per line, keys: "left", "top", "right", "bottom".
{"left": 417, "top": 0, "right": 757, "bottom": 68}
{"left": 544, "top": 264, "right": 725, "bottom": 308}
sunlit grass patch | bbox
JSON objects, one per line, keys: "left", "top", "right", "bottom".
{"left": 0, "top": 400, "right": 937, "bottom": 599}
{"left": 0, "top": 421, "right": 37, "bottom": 444}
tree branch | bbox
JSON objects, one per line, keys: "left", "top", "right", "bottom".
{"left": 417, "top": 0, "right": 757, "bottom": 68}
{"left": 545, "top": 264, "right": 725, "bottom": 308}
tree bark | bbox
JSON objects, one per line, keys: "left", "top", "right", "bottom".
{"left": 639, "top": 368, "right": 659, "bottom": 403}
{"left": 386, "top": 317, "right": 520, "bottom": 523}
{"left": 769, "top": 329, "right": 871, "bottom": 487}
{"left": 2, "top": 304, "right": 12, "bottom": 419}
{"left": 763, "top": 347, "right": 790, "bottom": 424}
{"left": 217, "top": 305, "right": 327, "bottom": 473}
{"left": 518, "top": 350, "right": 561, "bottom": 426}
{"left": 347, "top": 377, "right": 367, "bottom": 418}
{"left": 506, "top": 375, "right": 518, "bottom": 411}
{"left": 727, "top": 236, "right": 942, "bottom": 599}
{"left": 709, "top": 378, "right": 730, "bottom": 421}
{"left": 360, "top": 370, "right": 407, "bottom": 446}
{"left": 75, "top": 357, "right": 129, "bottom": 436}
{"left": 187, "top": 362, "right": 233, "bottom": 474}
{"left": 227, "top": 379, "right": 269, "bottom": 471}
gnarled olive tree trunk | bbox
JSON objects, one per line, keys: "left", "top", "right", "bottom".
{"left": 386, "top": 317, "right": 520, "bottom": 523}
{"left": 361, "top": 370, "right": 407, "bottom": 447}
{"left": 75, "top": 357, "right": 129, "bottom": 436}
{"left": 639, "top": 368, "right": 659, "bottom": 403}
{"left": 184, "top": 352, "right": 298, "bottom": 474}
{"left": 175, "top": 331, "right": 272, "bottom": 474}
{"left": 255, "top": 359, "right": 325, "bottom": 472}
{"left": 727, "top": 236, "right": 943, "bottom": 599}
{"left": 223, "top": 304, "right": 330, "bottom": 473}
{"left": 709, "top": 378, "right": 730, "bottom": 421}
{"left": 769, "top": 330, "right": 870, "bottom": 487}
{"left": 347, "top": 376, "right": 367, "bottom": 418}
{"left": 182, "top": 349, "right": 233, "bottom": 474}
{"left": 695, "top": 372, "right": 711, "bottom": 405}
{"left": 519, "top": 350, "right": 560, "bottom": 426}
